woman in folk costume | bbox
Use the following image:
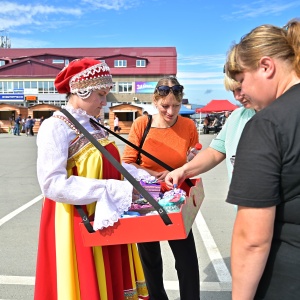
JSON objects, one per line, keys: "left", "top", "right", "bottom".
{"left": 34, "top": 58, "right": 149, "bottom": 300}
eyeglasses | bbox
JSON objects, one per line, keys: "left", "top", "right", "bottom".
{"left": 156, "top": 85, "right": 184, "bottom": 96}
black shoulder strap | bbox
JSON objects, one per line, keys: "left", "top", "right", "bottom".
{"left": 60, "top": 109, "right": 172, "bottom": 229}
{"left": 136, "top": 115, "right": 152, "bottom": 165}
{"left": 90, "top": 117, "right": 193, "bottom": 187}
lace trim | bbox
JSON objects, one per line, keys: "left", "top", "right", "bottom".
{"left": 52, "top": 115, "right": 81, "bottom": 135}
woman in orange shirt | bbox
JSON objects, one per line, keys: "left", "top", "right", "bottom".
{"left": 122, "top": 76, "right": 200, "bottom": 300}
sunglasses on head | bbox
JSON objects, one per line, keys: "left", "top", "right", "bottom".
{"left": 156, "top": 85, "right": 184, "bottom": 96}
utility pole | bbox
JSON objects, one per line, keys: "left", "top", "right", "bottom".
{"left": 0, "top": 29, "right": 11, "bottom": 48}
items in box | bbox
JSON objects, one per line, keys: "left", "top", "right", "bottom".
{"left": 127, "top": 178, "right": 187, "bottom": 216}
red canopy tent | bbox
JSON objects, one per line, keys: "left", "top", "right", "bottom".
{"left": 196, "top": 100, "right": 239, "bottom": 113}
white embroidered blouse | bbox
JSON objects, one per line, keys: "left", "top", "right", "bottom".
{"left": 36, "top": 105, "right": 133, "bottom": 230}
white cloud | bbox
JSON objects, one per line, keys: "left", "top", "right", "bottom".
{"left": 178, "top": 53, "right": 226, "bottom": 70}
{"left": 226, "top": 0, "right": 300, "bottom": 19}
{"left": 0, "top": 1, "right": 81, "bottom": 29}
{"left": 0, "top": 1, "right": 81, "bottom": 15}
{"left": 81, "top": 0, "right": 139, "bottom": 10}
{"left": 178, "top": 78, "right": 224, "bottom": 85}
{"left": 178, "top": 71, "right": 223, "bottom": 79}
{"left": 10, "top": 37, "right": 52, "bottom": 48}
{"left": 176, "top": 54, "right": 226, "bottom": 86}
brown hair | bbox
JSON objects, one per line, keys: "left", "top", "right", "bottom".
{"left": 153, "top": 76, "right": 184, "bottom": 103}
{"left": 225, "top": 18, "right": 300, "bottom": 78}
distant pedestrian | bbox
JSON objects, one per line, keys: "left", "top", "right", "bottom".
{"left": 21, "top": 117, "right": 26, "bottom": 133}
{"left": 114, "top": 114, "right": 120, "bottom": 133}
{"left": 39, "top": 116, "right": 45, "bottom": 125}
{"left": 13, "top": 114, "right": 22, "bottom": 136}
{"left": 30, "top": 118, "right": 36, "bottom": 136}
{"left": 25, "top": 116, "right": 34, "bottom": 136}
{"left": 221, "top": 111, "right": 230, "bottom": 125}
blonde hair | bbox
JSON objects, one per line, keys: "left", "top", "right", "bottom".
{"left": 153, "top": 76, "right": 184, "bottom": 103}
{"left": 223, "top": 74, "right": 240, "bottom": 91}
{"left": 225, "top": 18, "right": 300, "bottom": 78}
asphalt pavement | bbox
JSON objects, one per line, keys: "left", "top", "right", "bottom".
{"left": 0, "top": 131, "right": 234, "bottom": 300}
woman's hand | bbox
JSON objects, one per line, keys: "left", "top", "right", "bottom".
{"left": 165, "top": 167, "right": 186, "bottom": 188}
{"left": 155, "top": 170, "right": 169, "bottom": 182}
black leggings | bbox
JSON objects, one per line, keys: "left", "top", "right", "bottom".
{"left": 138, "top": 230, "right": 200, "bottom": 300}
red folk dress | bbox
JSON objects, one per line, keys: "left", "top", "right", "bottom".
{"left": 34, "top": 107, "right": 148, "bottom": 300}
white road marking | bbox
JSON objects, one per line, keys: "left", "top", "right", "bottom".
{"left": 0, "top": 275, "right": 230, "bottom": 292}
{"left": 195, "top": 210, "right": 232, "bottom": 282}
{"left": 0, "top": 194, "right": 43, "bottom": 227}
{"left": 0, "top": 276, "right": 35, "bottom": 285}
{"left": 0, "top": 195, "right": 232, "bottom": 294}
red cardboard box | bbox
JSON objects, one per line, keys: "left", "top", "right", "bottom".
{"left": 79, "top": 178, "right": 204, "bottom": 246}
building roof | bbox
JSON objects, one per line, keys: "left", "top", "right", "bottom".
{"left": 0, "top": 47, "right": 177, "bottom": 77}
{"left": 0, "top": 47, "right": 176, "bottom": 58}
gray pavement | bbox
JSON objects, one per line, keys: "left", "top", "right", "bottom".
{"left": 0, "top": 131, "right": 233, "bottom": 299}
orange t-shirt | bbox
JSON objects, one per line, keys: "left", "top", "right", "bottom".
{"left": 122, "top": 115, "right": 199, "bottom": 172}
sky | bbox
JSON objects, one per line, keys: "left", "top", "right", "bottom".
{"left": 0, "top": 0, "right": 299, "bottom": 106}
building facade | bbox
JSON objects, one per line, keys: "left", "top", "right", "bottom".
{"left": 0, "top": 47, "right": 177, "bottom": 132}
{"left": 0, "top": 47, "right": 177, "bottom": 107}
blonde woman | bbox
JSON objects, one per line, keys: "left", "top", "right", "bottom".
{"left": 225, "top": 19, "right": 300, "bottom": 299}
{"left": 122, "top": 76, "right": 200, "bottom": 300}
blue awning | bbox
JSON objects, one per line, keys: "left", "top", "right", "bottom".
{"left": 179, "top": 106, "right": 196, "bottom": 115}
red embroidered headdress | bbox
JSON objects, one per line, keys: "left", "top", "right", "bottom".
{"left": 55, "top": 58, "right": 113, "bottom": 99}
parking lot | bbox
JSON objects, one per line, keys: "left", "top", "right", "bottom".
{"left": 0, "top": 132, "right": 234, "bottom": 299}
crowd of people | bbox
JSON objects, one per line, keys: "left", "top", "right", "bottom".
{"left": 30, "top": 17, "right": 300, "bottom": 300}
{"left": 202, "top": 111, "right": 230, "bottom": 134}
{"left": 10, "top": 115, "right": 45, "bottom": 136}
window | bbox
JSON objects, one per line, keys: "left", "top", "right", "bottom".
{"left": 0, "top": 61, "right": 5, "bottom": 66}
{"left": 43, "top": 81, "right": 49, "bottom": 93}
{"left": 34, "top": 81, "right": 57, "bottom": 93}
{"left": 24, "top": 81, "right": 30, "bottom": 89}
{"left": 31, "top": 81, "right": 37, "bottom": 89}
{"left": 38, "top": 81, "right": 43, "bottom": 93}
{"left": 118, "top": 82, "right": 132, "bottom": 93}
{"left": 49, "top": 81, "right": 55, "bottom": 93}
{"left": 5, "top": 81, "right": 13, "bottom": 92}
{"left": 53, "top": 59, "right": 65, "bottom": 64}
{"left": 114, "top": 60, "right": 127, "bottom": 67}
{"left": 110, "top": 82, "right": 116, "bottom": 93}
{"left": 136, "top": 60, "right": 146, "bottom": 67}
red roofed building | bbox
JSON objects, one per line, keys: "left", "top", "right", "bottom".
{"left": 0, "top": 47, "right": 177, "bottom": 107}
{"left": 0, "top": 47, "right": 177, "bottom": 130}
